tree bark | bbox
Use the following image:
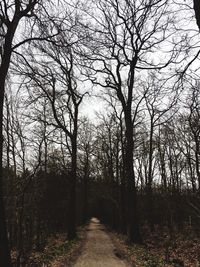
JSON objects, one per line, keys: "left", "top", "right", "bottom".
{"left": 0, "top": 83, "right": 12, "bottom": 267}
{"left": 146, "top": 121, "right": 154, "bottom": 230}
{"left": 83, "top": 153, "right": 89, "bottom": 224}
{"left": 0, "top": 24, "right": 18, "bottom": 267}
{"left": 125, "top": 112, "right": 142, "bottom": 244}
{"left": 67, "top": 135, "right": 77, "bottom": 239}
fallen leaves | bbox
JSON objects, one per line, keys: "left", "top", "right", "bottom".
{"left": 110, "top": 227, "right": 200, "bottom": 267}
{"left": 11, "top": 226, "right": 87, "bottom": 267}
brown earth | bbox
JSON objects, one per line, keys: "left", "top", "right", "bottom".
{"left": 73, "top": 218, "right": 131, "bottom": 267}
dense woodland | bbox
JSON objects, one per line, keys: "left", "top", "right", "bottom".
{"left": 0, "top": 0, "right": 200, "bottom": 266}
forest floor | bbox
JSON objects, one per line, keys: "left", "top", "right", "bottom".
{"left": 25, "top": 218, "right": 131, "bottom": 267}
{"left": 21, "top": 225, "right": 86, "bottom": 267}
{"left": 19, "top": 219, "right": 200, "bottom": 266}
{"left": 110, "top": 226, "right": 200, "bottom": 267}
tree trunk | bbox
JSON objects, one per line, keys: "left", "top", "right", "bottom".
{"left": 83, "top": 153, "right": 89, "bottom": 223}
{"left": 194, "top": 0, "right": 200, "bottom": 30}
{"left": 125, "top": 113, "right": 142, "bottom": 244}
{"left": 119, "top": 118, "right": 127, "bottom": 234}
{"left": 0, "top": 16, "right": 21, "bottom": 266}
{"left": 0, "top": 86, "right": 12, "bottom": 267}
{"left": 0, "top": 47, "right": 14, "bottom": 267}
{"left": 67, "top": 137, "right": 77, "bottom": 240}
{"left": 194, "top": 137, "right": 200, "bottom": 191}
{"left": 120, "top": 174, "right": 126, "bottom": 234}
{"left": 187, "top": 156, "right": 196, "bottom": 193}
{"left": 146, "top": 121, "right": 154, "bottom": 230}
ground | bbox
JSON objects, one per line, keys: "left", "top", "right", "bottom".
{"left": 24, "top": 219, "right": 200, "bottom": 266}
{"left": 73, "top": 218, "right": 131, "bottom": 267}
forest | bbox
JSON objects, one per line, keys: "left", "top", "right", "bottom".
{"left": 0, "top": 0, "right": 200, "bottom": 266}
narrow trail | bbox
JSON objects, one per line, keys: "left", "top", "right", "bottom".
{"left": 74, "top": 218, "right": 130, "bottom": 267}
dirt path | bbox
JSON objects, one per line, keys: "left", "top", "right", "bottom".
{"left": 74, "top": 218, "right": 130, "bottom": 267}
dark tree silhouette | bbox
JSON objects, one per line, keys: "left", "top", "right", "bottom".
{"left": 193, "top": 0, "right": 200, "bottom": 30}
{"left": 0, "top": 2, "right": 41, "bottom": 265}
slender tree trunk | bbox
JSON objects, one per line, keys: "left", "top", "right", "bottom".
{"left": 159, "top": 151, "right": 167, "bottom": 191}
{"left": 194, "top": 138, "right": 200, "bottom": 191}
{"left": 83, "top": 152, "right": 89, "bottom": 223}
{"left": 187, "top": 156, "right": 196, "bottom": 192}
{"left": 146, "top": 122, "right": 154, "bottom": 230}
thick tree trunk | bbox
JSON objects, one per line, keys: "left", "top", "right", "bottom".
{"left": 0, "top": 82, "right": 12, "bottom": 267}
{"left": 119, "top": 119, "right": 127, "bottom": 234}
{"left": 67, "top": 137, "right": 77, "bottom": 240}
{"left": 0, "top": 42, "right": 14, "bottom": 267}
{"left": 0, "top": 16, "right": 21, "bottom": 266}
{"left": 120, "top": 176, "right": 126, "bottom": 234}
{"left": 194, "top": 0, "right": 200, "bottom": 30}
{"left": 5, "top": 96, "right": 10, "bottom": 169}
{"left": 125, "top": 113, "right": 142, "bottom": 244}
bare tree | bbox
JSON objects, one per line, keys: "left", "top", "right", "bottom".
{"left": 78, "top": 118, "right": 94, "bottom": 223}
{"left": 80, "top": 0, "right": 184, "bottom": 243}
{"left": 0, "top": 1, "right": 44, "bottom": 265}
{"left": 18, "top": 20, "right": 87, "bottom": 238}
{"left": 144, "top": 73, "right": 177, "bottom": 229}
